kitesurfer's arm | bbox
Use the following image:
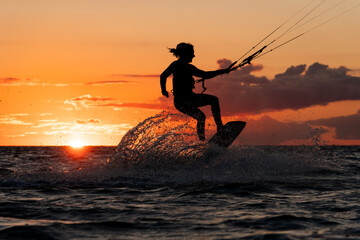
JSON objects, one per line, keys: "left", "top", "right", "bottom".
{"left": 160, "top": 63, "right": 174, "bottom": 98}
{"left": 191, "top": 65, "right": 230, "bottom": 79}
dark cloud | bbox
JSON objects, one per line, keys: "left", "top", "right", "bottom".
{"left": 313, "top": 110, "right": 360, "bottom": 140}
{"left": 348, "top": 69, "right": 360, "bottom": 76}
{"left": 0, "top": 77, "right": 71, "bottom": 86}
{"left": 203, "top": 61, "right": 360, "bottom": 115}
{"left": 216, "top": 59, "right": 269, "bottom": 84}
{"left": 0, "top": 77, "right": 20, "bottom": 84}
{"left": 0, "top": 77, "right": 37, "bottom": 85}
{"left": 275, "top": 64, "right": 306, "bottom": 78}
{"left": 85, "top": 80, "right": 135, "bottom": 85}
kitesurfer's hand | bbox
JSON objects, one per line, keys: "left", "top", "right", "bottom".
{"left": 222, "top": 68, "right": 231, "bottom": 74}
{"left": 162, "top": 89, "right": 169, "bottom": 98}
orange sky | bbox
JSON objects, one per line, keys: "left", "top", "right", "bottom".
{"left": 1, "top": 0, "right": 360, "bottom": 146}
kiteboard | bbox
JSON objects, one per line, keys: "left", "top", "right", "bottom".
{"left": 208, "top": 121, "right": 246, "bottom": 148}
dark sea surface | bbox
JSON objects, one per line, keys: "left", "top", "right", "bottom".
{"left": 0, "top": 114, "right": 360, "bottom": 239}
{"left": 0, "top": 145, "right": 360, "bottom": 240}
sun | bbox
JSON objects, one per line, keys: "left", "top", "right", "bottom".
{"left": 69, "top": 139, "right": 85, "bottom": 149}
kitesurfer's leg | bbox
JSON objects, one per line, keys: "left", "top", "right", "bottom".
{"left": 183, "top": 109, "right": 206, "bottom": 141}
{"left": 193, "top": 94, "right": 223, "bottom": 132}
{"left": 174, "top": 101, "right": 206, "bottom": 141}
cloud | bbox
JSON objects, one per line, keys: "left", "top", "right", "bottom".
{"left": 0, "top": 119, "right": 32, "bottom": 125}
{"left": 2, "top": 131, "right": 37, "bottom": 139}
{"left": 97, "top": 102, "right": 165, "bottom": 110}
{"left": 76, "top": 118, "right": 102, "bottom": 124}
{"left": 0, "top": 77, "right": 38, "bottom": 86}
{"left": 65, "top": 94, "right": 172, "bottom": 111}
{"left": 216, "top": 59, "right": 269, "bottom": 85}
{"left": 70, "top": 95, "right": 114, "bottom": 102}
{"left": 39, "top": 113, "right": 53, "bottom": 116}
{"left": 312, "top": 110, "right": 360, "bottom": 140}
{"left": 64, "top": 94, "right": 115, "bottom": 109}
{"left": 41, "top": 122, "right": 132, "bottom": 136}
{"left": 93, "top": 96, "right": 172, "bottom": 110}
{"left": 37, "top": 119, "right": 58, "bottom": 123}
{"left": 275, "top": 64, "right": 307, "bottom": 78}
{"left": 0, "top": 114, "right": 32, "bottom": 125}
{"left": 112, "top": 74, "right": 159, "bottom": 78}
{"left": 4, "top": 134, "right": 26, "bottom": 138}
{"left": 204, "top": 61, "right": 360, "bottom": 115}
{"left": 33, "top": 120, "right": 70, "bottom": 129}
{"left": 29, "top": 118, "right": 132, "bottom": 137}
{"left": 8, "top": 113, "right": 29, "bottom": 117}
{"left": 0, "top": 77, "right": 20, "bottom": 84}
{"left": 349, "top": 69, "right": 360, "bottom": 76}
{"left": 0, "top": 77, "right": 70, "bottom": 86}
{"left": 84, "top": 80, "right": 135, "bottom": 85}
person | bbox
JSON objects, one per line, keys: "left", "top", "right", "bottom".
{"left": 160, "top": 42, "right": 230, "bottom": 141}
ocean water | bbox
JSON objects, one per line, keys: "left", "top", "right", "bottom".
{"left": 0, "top": 113, "right": 360, "bottom": 239}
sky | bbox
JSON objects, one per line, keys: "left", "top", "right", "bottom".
{"left": 1, "top": 0, "right": 360, "bottom": 146}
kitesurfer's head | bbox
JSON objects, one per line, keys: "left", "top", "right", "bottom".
{"left": 169, "top": 42, "right": 195, "bottom": 63}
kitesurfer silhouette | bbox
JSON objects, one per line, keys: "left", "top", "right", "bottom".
{"left": 160, "top": 42, "right": 230, "bottom": 141}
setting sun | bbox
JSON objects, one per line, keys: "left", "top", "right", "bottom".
{"left": 69, "top": 139, "right": 85, "bottom": 149}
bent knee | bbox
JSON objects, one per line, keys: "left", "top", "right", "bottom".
{"left": 208, "top": 95, "right": 219, "bottom": 104}
{"left": 213, "top": 97, "right": 219, "bottom": 105}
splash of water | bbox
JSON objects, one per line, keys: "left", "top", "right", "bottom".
{"left": 110, "top": 111, "right": 317, "bottom": 183}
{"left": 112, "top": 111, "right": 211, "bottom": 169}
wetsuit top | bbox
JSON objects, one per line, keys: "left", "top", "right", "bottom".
{"left": 161, "top": 60, "right": 205, "bottom": 99}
